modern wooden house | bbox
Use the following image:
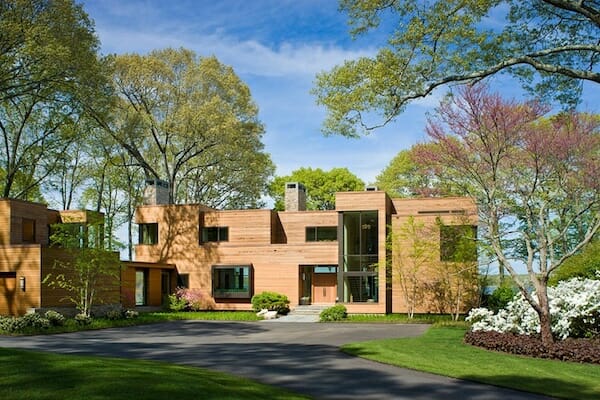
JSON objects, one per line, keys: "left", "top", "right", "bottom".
{"left": 134, "top": 182, "right": 479, "bottom": 314}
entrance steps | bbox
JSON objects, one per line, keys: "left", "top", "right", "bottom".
{"left": 264, "top": 304, "right": 331, "bottom": 322}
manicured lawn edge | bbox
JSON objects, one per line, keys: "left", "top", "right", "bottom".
{"left": 341, "top": 325, "right": 600, "bottom": 400}
{"left": 0, "top": 347, "right": 309, "bottom": 400}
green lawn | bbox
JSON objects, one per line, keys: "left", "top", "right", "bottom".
{"left": 345, "top": 313, "right": 464, "bottom": 324}
{"left": 0, "top": 347, "right": 309, "bottom": 400}
{"left": 342, "top": 326, "right": 600, "bottom": 400}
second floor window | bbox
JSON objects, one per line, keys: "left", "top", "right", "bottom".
{"left": 22, "top": 218, "right": 36, "bottom": 243}
{"left": 139, "top": 223, "right": 159, "bottom": 245}
{"left": 306, "top": 226, "right": 337, "bottom": 242}
{"left": 201, "top": 226, "right": 229, "bottom": 243}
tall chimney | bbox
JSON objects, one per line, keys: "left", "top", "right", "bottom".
{"left": 284, "top": 182, "right": 306, "bottom": 212}
{"left": 143, "top": 179, "right": 169, "bottom": 205}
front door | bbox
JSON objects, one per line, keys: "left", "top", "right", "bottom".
{"left": 312, "top": 273, "right": 336, "bottom": 304}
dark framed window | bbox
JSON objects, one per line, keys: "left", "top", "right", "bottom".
{"left": 201, "top": 227, "right": 229, "bottom": 243}
{"left": 440, "top": 225, "right": 478, "bottom": 262}
{"left": 305, "top": 226, "right": 337, "bottom": 242}
{"left": 177, "top": 273, "right": 189, "bottom": 288}
{"left": 341, "top": 211, "right": 379, "bottom": 303}
{"left": 139, "top": 223, "right": 158, "bottom": 245}
{"left": 22, "top": 218, "right": 36, "bottom": 243}
{"left": 212, "top": 265, "right": 252, "bottom": 300}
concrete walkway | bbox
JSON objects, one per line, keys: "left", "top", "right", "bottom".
{"left": 0, "top": 321, "right": 552, "bottom": 399}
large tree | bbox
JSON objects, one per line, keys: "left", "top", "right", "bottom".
{"left": 99, "top": 48, "right": 273, "bottom": 206}
{"left": 416, "top": 85, "right": 600, "bottom": 345}
{"left": 313, "top": 0, "right": 600, "bottom": 137}
{"left": 0, "top": 0, "right": 106, "bottom": 198}
{"left": 269, "top": 167, "right": 364, "bottom": 210}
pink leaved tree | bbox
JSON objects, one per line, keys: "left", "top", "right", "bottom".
{"left": 415, "top": 84, "right": 600, "bottom": 346}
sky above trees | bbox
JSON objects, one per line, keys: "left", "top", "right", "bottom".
{"left": 82, "top": 0, "right": 599, "bottom": 185}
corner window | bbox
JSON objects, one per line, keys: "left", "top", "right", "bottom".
{"left": 139, "top": 223, "right": 159, "bottom": 245}
{"left": 305, "top": 226, "right": 337, "bottom": 242}
{"left": 440, "top": 225, "right": 478, "bottom": 262}
{"left": 22, "top": 218, "right": 36, "bottom": 243}
{"left": 212, "top": 265, "right": 252, "bottom": 300}
{"left": 201, "top": 227, "right": 229, "bottom": 243}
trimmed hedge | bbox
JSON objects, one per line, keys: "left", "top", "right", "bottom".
{"left": 251, "top": 291, "right": 290, "bottom": 315}
{"left": 319, "top": 304, "right": 347, "bottom": 322}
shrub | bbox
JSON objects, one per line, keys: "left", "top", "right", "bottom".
{"left": 44, "top": 310, "right": 65, "bottom": 326}
{"left": 251, "top": 291, "right": 290, "bottom": 315}
{"left": 22, "top": 313, "right": 50, "bottom": 329}
{"left": 105, "top": 307, "right": 124, "bottom": 320}
{"left": 0, "top": 316, "right": 26, "bottom": 333}
{"left": 467, "top": 277, "right": 600, "bottom": 339}
{"left": 74, "top": 313, "right": 92, "bottom": 325}
{"left": 485, "top": 284, "right": 515, "bottom": 312}
{"left": 124, "top": 309, "right": 139, "bottom": 319}
{"left": 319, "top": 304, "right": 347, "bottom": 322}
{"left": 168, "top": 293, "right": 187, "bottom": 311}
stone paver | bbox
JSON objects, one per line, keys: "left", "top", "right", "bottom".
{"left": 0, "top": 321, "right": 553, "bottom": 400}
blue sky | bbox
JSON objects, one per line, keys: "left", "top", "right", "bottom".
{"left": 81, "top": 0, "right": 439, "bottom": 185}
{"left": 81, "top": 0, "right": 599, "bottom": 186}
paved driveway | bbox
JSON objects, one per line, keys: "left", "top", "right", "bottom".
{"left": 0, "top": 321, "right": 551, "bottom": 399}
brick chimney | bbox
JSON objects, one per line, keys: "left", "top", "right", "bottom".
{"left": 284, "top": 182, "right": 306, "bottom": 212}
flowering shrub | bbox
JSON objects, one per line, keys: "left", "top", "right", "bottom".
{"left": 44, "top": 310, "right": 65, "bottom": 326}
{"left": 170, "top": 288, "right": 214, "bottom": 311}
{"left": 467, "top": 277, "right": 600, "bottom": 339}
{"left": 124, "top": 310, "right": 139, "bottom": 319}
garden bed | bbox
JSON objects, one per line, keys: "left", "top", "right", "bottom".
{"left": 464, "top": 330, "right": 600, "bottom": 364}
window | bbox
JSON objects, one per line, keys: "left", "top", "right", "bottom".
{"left": 341, "top": 211, "right": 379, "bottom": 303}
{"left": 139, "top": 223, "right": 158, "bottom": 245}
{"left": 440, "top": 225, "right": 478, "bottom": 262}
{"left": 177, "top": 273, "right": 189, "bottom": 288}
{"left": 22, "top": 218, "right": 36, "bottom": 243}
{"left": 305, "top": 226, "right": 337, "bottom": 242}
{"left": 201, "top": 227, "right": 229, "bottom": 243}
{"left": 212, "top": 265, "right": 252, "bottom": 300}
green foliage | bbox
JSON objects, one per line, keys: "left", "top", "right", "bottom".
{"left": 268, "top": 167, "right": 364, "bottom": 210}
{"left": 44, "top": 310, "right": 65, "bottom": 327}
{"left": 319, "top": 304, "right": 348, "bottom": 321}
{"left": 107, "top": 48, "right": 273, "bottom": 207}
{"left": 168, "top": 293, "right": 188, "bottom": 312}
{"left": 74, "top": 313, "right": 92, "bottom": 325}
{"left": 485, "top": 284, "right": 516, "bottom": 313}
{"left": 549, "top": 240, "right": 600, "bottom": 285}
{"left": 0, "top": 313, "right": 54, "bottom": 333}
{"left": 251, "top": 292, "right": 290, "bottom": 314}
{"left": 44, "top": 222, "right": 121, "bottom": 317}
{"left": 376, "top": 146, "right": 464, "bottom": 197}
{"left": 314, "top": 0, "right": 599, "bottom": 137}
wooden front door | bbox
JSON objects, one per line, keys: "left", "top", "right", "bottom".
{"left": 312, "top": 273, "right": 336, "bottom": 304}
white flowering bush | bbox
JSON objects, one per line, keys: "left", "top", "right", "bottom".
{"left": 467, "top": 277, "right": 600, "bottom": 339}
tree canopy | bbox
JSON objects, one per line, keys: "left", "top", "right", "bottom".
{"left": 100, "top": 48, "right": 273, "bottom": 207}
{"left": 269, "top": 167, "right": 364, "bottom": 210}
{"left": 313, "top": 0, "right": 600, "bottom": 137}
{"left": 0, "top": 0, "right": 106, "bottom": 199}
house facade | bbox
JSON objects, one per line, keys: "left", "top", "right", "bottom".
{"left": 134, "top": 182, "right": 478, "bottom": 314}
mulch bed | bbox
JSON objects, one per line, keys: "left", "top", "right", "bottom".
{"left": 464, "top": 330, "right": 600, "bottom": 364}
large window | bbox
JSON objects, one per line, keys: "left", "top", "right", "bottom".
{"left": 201, "top": 227, "right": 229, "bottom": 243}
{"left": 341, "top": 211, "right": 379, "bottom": 303}
{"left": 305, "top": 226, "right": 337, "bottom": 242}
{"left": 440, "top": 225, "right": 478, "bottom": 262}
{"left": 212, "top": 265, "right": 252, "bottom": 300}
{"left": 139, "top": 223, "right": 158, "bottom": 245}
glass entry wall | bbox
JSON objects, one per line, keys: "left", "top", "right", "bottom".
{"left": 340, "top": 211, "right": 379, "bottom": 303}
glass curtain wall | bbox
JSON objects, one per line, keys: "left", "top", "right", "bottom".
{"left": 341, "top": 211, "right": 379, "bottom": 302}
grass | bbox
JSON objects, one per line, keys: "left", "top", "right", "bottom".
{"left": 0, "top": 347, "right": 309, "bottom": 400}
{"left": 342, "top": 325, "right": 600, "bottom": 400}
{"left": 1, "top": 311, "right": 261, "bottom": 335}
{"left": 345, "top": 313, "right": 464, "bottom": 324}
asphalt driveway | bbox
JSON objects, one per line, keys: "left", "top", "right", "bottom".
{"left": 0, "top": 321, "right": 552, "bottom": 399}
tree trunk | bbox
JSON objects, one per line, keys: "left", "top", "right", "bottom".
{"left": 536, "top": 286, "right": 555, "bottom": 347}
